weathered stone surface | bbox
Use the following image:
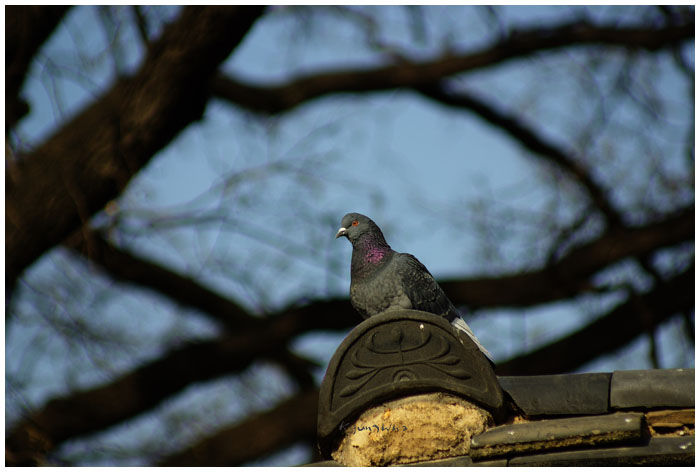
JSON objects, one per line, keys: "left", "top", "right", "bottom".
{"left": 318, "top": 310, "right": 503, "bottom": 458}
{"left": 331, "top": 392, "right": 491, "bottom": 467}
{"left": 498, "top": 373, "right": 610, "bottom": 416}
{"left": 470, "top": 412, "right": 644, "bottom": 459}
{"left": 508, "top": 436, "right": 694, "bottom": 466}
{"left": 610, "top": 368, "right": 694, "bottom": 409}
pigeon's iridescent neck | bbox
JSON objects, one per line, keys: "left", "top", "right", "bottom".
{"left": 355, "top": 234, "right": 391, "bottom": 259}
{"left": 351, "top": 236, "right": 392, "bottom": 278}
{"left": 365, "top": 246, "right": 388, "bottom": 264}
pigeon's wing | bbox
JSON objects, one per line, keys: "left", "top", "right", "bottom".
{"left": 394, "top": 253, "right": 455, "bottom": 317}
{"left": 395, "top": 253, "right": 494, "bottom": 362}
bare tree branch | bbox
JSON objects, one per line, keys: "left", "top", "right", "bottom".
{"left": 211, "top": 19, "right": 693, "bottom": 115}
{"left": 415, "top": 84, "right": 622, "bottom": 225}
{"left": 63, "top": 230, "right": 257, "bottom": 330}
{"left": 5, "top": 314, "right": 340, "bottom": 465}
{"left": 158, "top": 388, "right": 319, "bottom": 466}
{"left": 6, "top": 6, "right": 266, "bottom": 292}
{"left": 496, "top": 262, "right": 693, "bottom": 375}
{"left": 130, "top": 6, "right": 150, "bottom": 46}
{"left": 63, "top": 228, "right": 320, "bottom": 388}
{"left": 6, "top": 6, "right": 71, "bottom": 129}
{"left": 441, "top": 205, "right": 693, "bottom": 308}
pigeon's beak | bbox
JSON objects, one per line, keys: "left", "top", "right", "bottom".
{"left": 335, "top": 227, "right": 347, "bottom": 239}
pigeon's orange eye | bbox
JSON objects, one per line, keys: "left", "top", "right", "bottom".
{"left": 352, "top": 220, "right": 359, "bottom": 226}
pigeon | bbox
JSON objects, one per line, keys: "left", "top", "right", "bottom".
{"left": 336, "top": 212, "right": 493, "bottom": 362}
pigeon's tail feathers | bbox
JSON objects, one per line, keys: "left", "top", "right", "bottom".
{"left": 450, "top": 316, "right": 494, "bottom": 363}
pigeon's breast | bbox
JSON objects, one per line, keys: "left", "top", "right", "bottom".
{"left": 350, "top": 268, "right": 413, "bottom": 317}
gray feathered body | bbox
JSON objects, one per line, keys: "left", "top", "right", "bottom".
{"left": 351, "top": 251, "right": 450, "bottom": 319}
{"left": 340, "top": 213, "right": 493, "bottom": 362}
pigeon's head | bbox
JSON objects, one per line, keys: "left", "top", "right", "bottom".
{"left": 335, "top": 212, "right": 384, "bottom": 244}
